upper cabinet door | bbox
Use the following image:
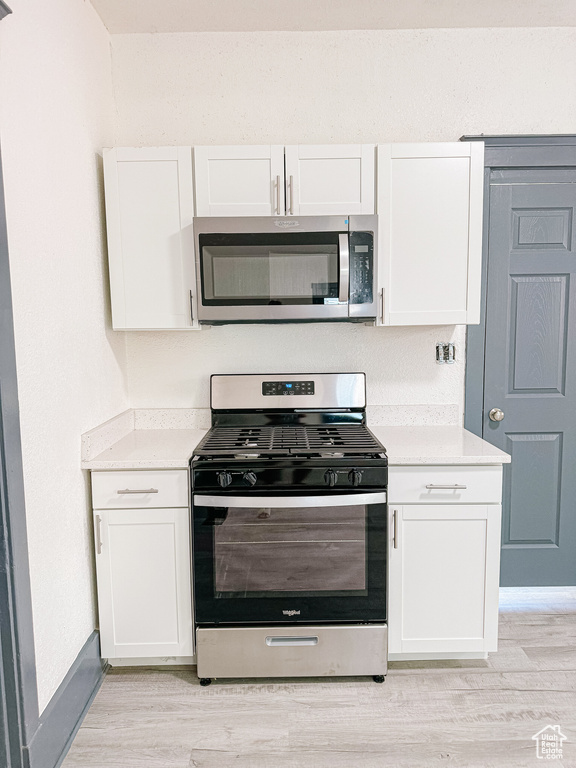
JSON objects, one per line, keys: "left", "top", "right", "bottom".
{"left": 194, "top": 145, "right": 285, "bottom": 216}
{"left": 285, "top": 144, "right": 375, "bottom": 216}
{"left": 377, "top": 142, "right": 484, "bottom": 326}
{"left": 103, "top": 147, "right": 198, "bottom": 330}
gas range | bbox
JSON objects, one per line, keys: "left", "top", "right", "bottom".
{"left": 190, "top": 373, "right": 388, "bottom": 685}
{"left": 192, "top": 374, "right": 388, "bottom": 493}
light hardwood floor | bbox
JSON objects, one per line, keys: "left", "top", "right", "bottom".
{"left": 62, "top": 588, "right": 576, "bottom": 768}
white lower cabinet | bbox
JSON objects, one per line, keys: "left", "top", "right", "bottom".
{"left": 92, "top": 471, "right": 193, "bottom": 661}
{"left": 388, "top": 466, "right": 502, "bottom": 658}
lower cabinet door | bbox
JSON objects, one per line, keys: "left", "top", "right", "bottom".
{"left": 94, "top": 507, "right": 193, "bottom": 659}
{"left": 388, "top": 504, "right": 501, "bottom": 655}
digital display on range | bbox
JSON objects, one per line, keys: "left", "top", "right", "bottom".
{"left": 262, "top": 381, "right": 315, "bottom": 396}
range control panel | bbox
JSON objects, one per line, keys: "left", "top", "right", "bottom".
{"left": 262, "top": 380, "right": 315, "bottom": 396}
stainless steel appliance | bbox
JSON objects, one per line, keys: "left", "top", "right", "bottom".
{"left": 193, "top": 216, "right": 377, "bottom": 324}
{"left": 191, "top": 373, "right": 388, "bottom": 685}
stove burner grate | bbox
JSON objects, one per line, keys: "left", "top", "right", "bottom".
{"left": 195, "top": 424, "right": 383, "bottom": 457}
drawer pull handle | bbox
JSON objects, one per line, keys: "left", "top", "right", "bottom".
{"left": 393, "top": 509, "right": 398, "bottom": 549}
{"left": 95, "top": 515, "right": 103, "bottom": 554}
{"left": 117, "top": 488, "right": 159, "bottom": 494}
{"left": 425, "top": 484, "right": 467, "bottom": 490}
{"left": 266, "top": 636, "right": 318, "bottom": 647}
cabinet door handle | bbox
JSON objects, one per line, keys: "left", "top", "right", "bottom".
{"left": 95, "top": 515, "right": 103, "bottom": 555}
{"left": 393, "top": 509, "right": 398, "bottom": 549}
{"left": 425, "top": 484, "right": 468, "bottom": 490}
{"left": 379, "top": 288, "right": 384, "bottom": 323}
{"left": 289, "top": 174, "right": 294, "bottom": 215}
{"left": 117, "top": 488, "right": 159, "bottom": 494}
{"left": 189, "top": 290, "right": 194, "bottom": 323}
{"left": 275, "top": 175, "right": 281, "bottom": 214}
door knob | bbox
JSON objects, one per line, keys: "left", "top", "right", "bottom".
{"left": 489, "top": 408, "right": 505, "bottom": 422}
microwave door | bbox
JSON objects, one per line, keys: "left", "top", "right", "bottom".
{"left": 197, "top": 233, "right": 350, "bottom": 323}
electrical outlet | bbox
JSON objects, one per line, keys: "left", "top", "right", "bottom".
{"left": 436, "top": 342, "right": 456, "bottom": 364}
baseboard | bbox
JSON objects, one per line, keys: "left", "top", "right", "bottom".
{"left": 388, "top": 651, "right": 488, "bottom": 662}
{"left": 24, "top": 631, "right": 106, "bottom": 768}
{"left": 108, "top": 655, "right": 195, "bottom": 666}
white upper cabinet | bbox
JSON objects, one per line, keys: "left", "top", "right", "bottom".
{"left": 284, "top": 145, "right": 375, "bottom": 216}
{"left": 194, "top": 145, "right": 285, "bottom": 216}
{"left": 194, "top": 144, "right": 375, "bottom": 217}
{"left": 103, "top": 147, "right": 199, "bottom": 331}
{"left": 377, "top": 142, "right": 484, "bottom": 326}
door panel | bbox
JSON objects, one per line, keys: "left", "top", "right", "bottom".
{"left": 193, "top": 145, "right": 284, "bottom": 216}
{"left": 285, "top": 144, "right": 375, "bottom": 216}
{"left": 95, "top": 508, "right": 194, "bottom": 658}
{"left": 377, "top": 142, "right": 484, "bottom": 325}
{"left": 504, "top": 432, "right": 562, "bottom": 545}
{"left": 483, "top": 173, "right": 576, "bottom": 585}
{"left": 508, "top": 275, "right": 569, "bottom": 394}
{"left": 104, "top": 147, "right": 196, "bottom": 330}
{"left": 388, "top": 504, "right": 501, "bottom": 654}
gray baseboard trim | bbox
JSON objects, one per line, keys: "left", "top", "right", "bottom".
{"left": 24, "top": 631, "right": 106, "bottom": 768}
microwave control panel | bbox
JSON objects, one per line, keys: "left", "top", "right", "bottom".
{"left": 349, "top": 231, "right": 374, "bottom": 305}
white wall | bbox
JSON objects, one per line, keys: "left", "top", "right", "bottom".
{"left": 110, "top": 27, "right": 576, "bottom": 418}
{"left": 0, "top": 0, "right": 128, "bottom": 712}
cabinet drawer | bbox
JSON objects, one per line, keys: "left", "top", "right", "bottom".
{"left": 388, "top": 465, "right": 502, "bottom": 504}
{"left": 91, "top": 470, "right": 189, "bottom": 509}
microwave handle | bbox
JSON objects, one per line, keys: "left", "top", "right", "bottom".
{"left": 338, "top": 234, "right": 350, "bottom": 303}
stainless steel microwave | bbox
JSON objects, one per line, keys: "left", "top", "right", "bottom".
{"left": 193, "top": 215, "right": 378, "bottom": 324}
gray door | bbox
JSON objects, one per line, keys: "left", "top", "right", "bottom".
{"left": 483, "top": 169, "right": 576, "bottom": 586}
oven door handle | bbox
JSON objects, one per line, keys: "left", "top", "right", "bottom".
{"left": 194, "top": 492, "right": 387, "bottom": 508}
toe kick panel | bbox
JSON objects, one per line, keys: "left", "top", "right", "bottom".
{"left": 196, "top": 624, "right": 387, "bottom": 679}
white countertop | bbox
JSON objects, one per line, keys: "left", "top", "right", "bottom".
{"left": 82, "top": 422, "right": 509, "bottom": 470}
{"left": 370, "top": 425, "right": 510, "bottom": 465}
{"left": 83, "top": 428, "right": 208, "bottom": 469}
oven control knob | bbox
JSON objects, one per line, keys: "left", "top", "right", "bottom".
{"left": 217, "top": 471, "right": 233, "bottom": 488}
{"left": 349, "top": 469, "right": 363, "bottom": 487}
{"left": 324, "top": 469, "right": 338, "bottom": 487}
{"left": 242, "top": 471, "right": 257, "bottom": 486}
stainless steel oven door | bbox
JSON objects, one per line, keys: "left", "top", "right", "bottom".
{"left": 192, "top": 492, "right": 387, "bottom": 626}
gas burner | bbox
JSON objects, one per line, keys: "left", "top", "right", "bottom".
{"left": 195, "top": 423, "right": 383, "bottom": 458}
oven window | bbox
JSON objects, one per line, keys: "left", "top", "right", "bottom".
{"left": 212, "top": 504, "right": 367, "bottom": 598}
{"left": 199, "top": 232, "right": 341, "bottom": 305}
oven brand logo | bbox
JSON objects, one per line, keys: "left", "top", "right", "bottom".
{"left": 532, "top": 725, "right": 566, "bottom": 760}
{"left": 282, "top": 610, "right": 301, "bottom": 616}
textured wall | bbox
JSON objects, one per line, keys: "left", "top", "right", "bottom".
{"left": 0, "top": 0, "right": 128, "bottom": 712}
{"left": 112, "top": 28, "right": 576, "bottom": 146}
{"left": 112, "top": 27, "right": 576, "bottom": 416}
{"left": 125, "top": 324, "right": 464, "bottom": 423}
